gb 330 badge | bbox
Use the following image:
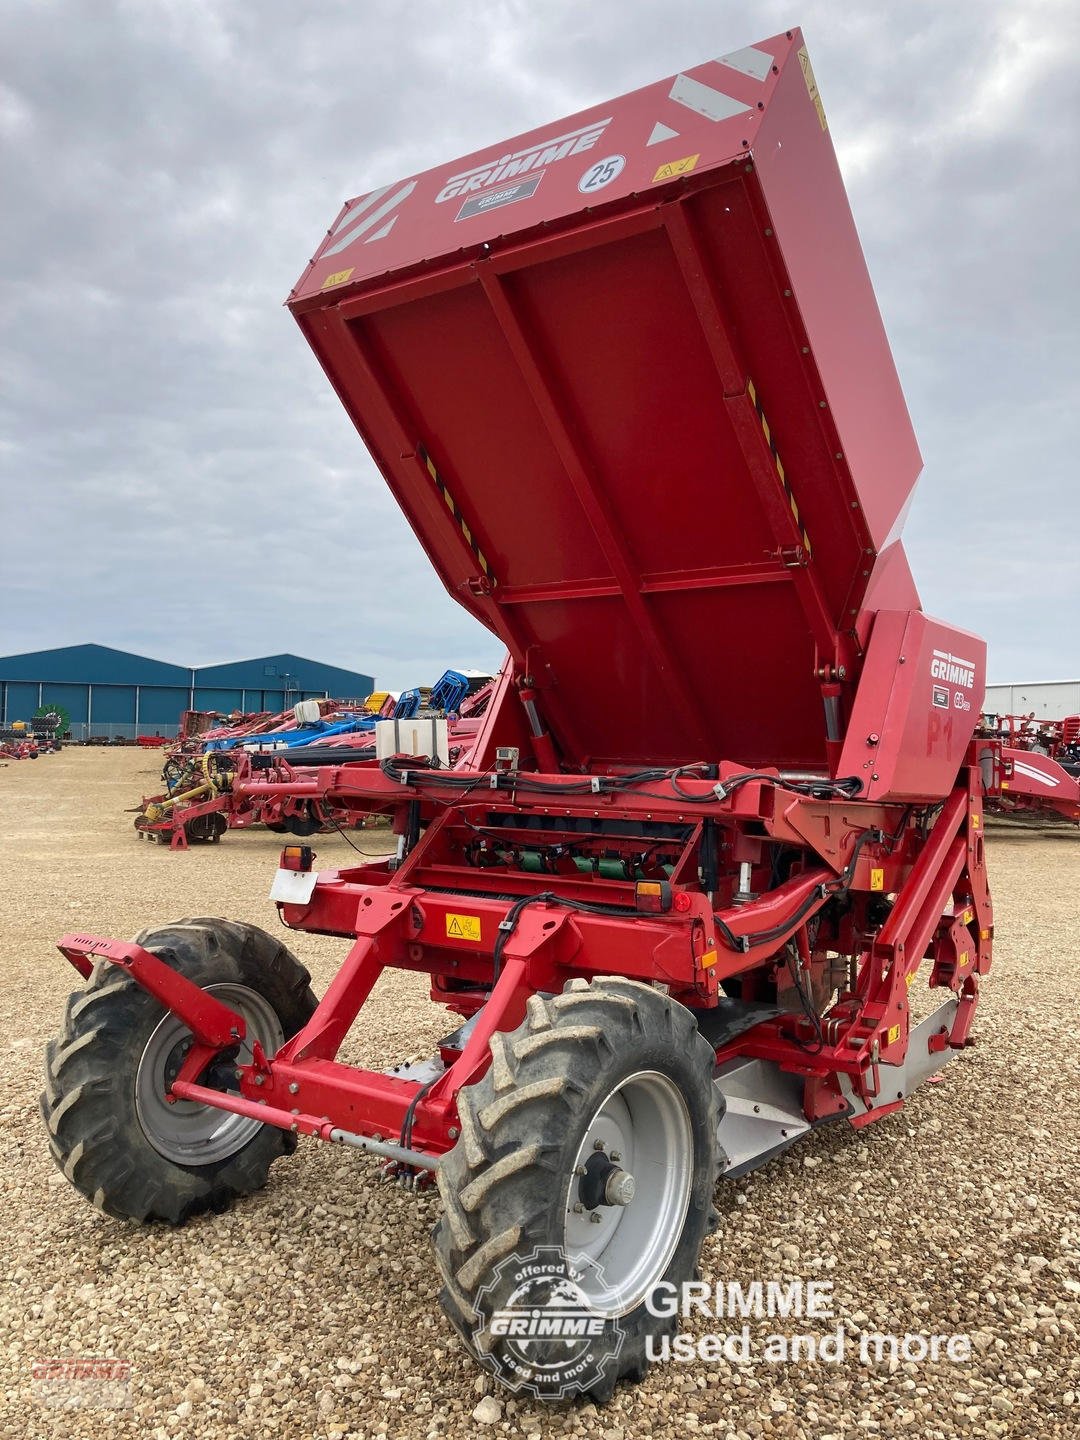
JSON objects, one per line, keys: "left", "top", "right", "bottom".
{"left": 930, "top": 649, "right": 976, "bottom": 712}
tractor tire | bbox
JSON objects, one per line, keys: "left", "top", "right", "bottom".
{"left": 41, "top": 918, "right": 317, "bottom": 1224}
{"left": 433, "top": 976, "right": 720, "bottom": 1403}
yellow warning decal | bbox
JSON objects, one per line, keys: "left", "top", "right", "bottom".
{"left": 886, "top": 1023, "right": 901, "bottom": 1046}
{"left": 971, "top": 813, "right": 980, "bottom": 829}
{"left": 962, "top": 908, "right": 973, "bottom": 925}
{"left": 869, "top": 867, "right": 884, "bottom": 892}
{"left": 446, "top": 913, "right": 482, "bottom": 942}
{"left": 322, "top": 267, "right": 354, "bottom": 289}
{"left": 980, "top": 928, "right": 990, "bottom": 941}
{"left": 700, "top": 948, "right": 718, "bottom": 969}
{"left": 418, "top": 443, "right": 495, "bottom": 586}
{"left": 957, "top": 951, "right": 969, "bottom": 968}
{"left": 747, "top": 377, "right": 812, "bottom": 557}
{"left": 797, "top": 47, "right": 827, "bottom": 131}
{"left": 652, "top": 154, "right": 700, "bottom": 184}
{"left": 905, "top": 971, "right": 916, "bottom": 989}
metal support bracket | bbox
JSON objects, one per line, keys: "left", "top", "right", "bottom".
{"left": 56, "top": 933, "right": 245, "bottom": 1047}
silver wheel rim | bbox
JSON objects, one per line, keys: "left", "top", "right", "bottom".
{"left": 563, "top": 1069, "right": 693, "bottom": 1316}
{"left": 135, "top": 983, "right": 284, "bottom": 1166}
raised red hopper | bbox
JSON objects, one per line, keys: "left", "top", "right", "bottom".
{"left": 289, "top": 27, "right": 976, "bottom": 789}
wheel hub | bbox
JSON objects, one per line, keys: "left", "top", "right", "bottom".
{"left": 563, "top": 1069, "right": 693, "bottom": 1317}
{"left": 161, "top": 1036, "right": 192, "bottom": 1089}
{"left": 135, "top": 983, "right": 284, "bottom": 1166}
{"left": 577, "top": 1148, "right": 636, "bottom": 1210}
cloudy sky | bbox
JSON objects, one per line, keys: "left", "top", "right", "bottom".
{"left": 2, "top": 0, "right": 1077, "bottom": 688}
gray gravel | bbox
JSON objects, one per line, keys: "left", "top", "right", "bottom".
{"left": 1, "top": 748, "right": 1078, "bottom": 1438}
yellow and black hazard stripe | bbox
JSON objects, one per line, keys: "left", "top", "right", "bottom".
{"left": 746, "top": 378, "right": 812, "bottom": 558}
{"left": 417, "top": 443, "right": 495, "bottom": 586}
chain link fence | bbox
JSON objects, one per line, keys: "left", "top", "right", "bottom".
{"left": 65, "top": 723, "right": 180, "bottom": 742}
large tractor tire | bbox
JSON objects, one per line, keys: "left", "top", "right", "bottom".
{"left": 41, "top": 919, "right": 317, "bottom": 1224}
{"left": 434, "top": 977, "right": 720, "bottom": 1402}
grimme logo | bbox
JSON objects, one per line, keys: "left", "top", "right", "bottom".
{"left": 31, "top": 1357, "right": 131, "bottom": 1410}
{"left": 474, "top": 1246, "right": 623, "bottom": 1399}
{"left": 435, "top": 119, "right": 612, "bottom": 205}
{"left": 930, "top": 649, "right": 976, "bottom": 689}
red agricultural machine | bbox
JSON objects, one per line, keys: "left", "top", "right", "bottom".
{"left": 130, "top": 697, "right": 382, "bottom": 846}
{"left": 131, "top": 681, "right": 496, "bottom": 847}
{"left": 46, "top": 30, "right": 998, "bottom": 1401}
{"left": 977, "top": 712, "right": 1080, "bottom": 826}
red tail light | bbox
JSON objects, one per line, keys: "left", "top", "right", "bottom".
{"left": 635, "top": 880, "right": 672, "bottom": 913}
{"left": 281, "top": 845, "right": 315, "bottom": 873}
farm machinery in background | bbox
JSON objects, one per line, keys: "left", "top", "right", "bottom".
{"left": 977, "top": 711, "right": 1080, "bottom": 825}
{"left": 0, "top": 710, "right": 63, "bottom": 760}
{"left": 50, "top": 29, "right": 1022, "bottom": 1402}
{"left": 131, "top": 671, "right": 495, "bottom": 847}
{"left": 0, "top": 724, "right": 42, "bottom": 761}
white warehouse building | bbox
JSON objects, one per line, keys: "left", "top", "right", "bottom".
{"left": 983, "top": 680, "right": 1080, "bottom": 719}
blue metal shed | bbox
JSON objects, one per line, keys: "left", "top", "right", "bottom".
{"left": 0, "top": 644, "right": 375, "bottom": 739}
{"left": 193, "top": 654, "right": 375, "bottom": 716}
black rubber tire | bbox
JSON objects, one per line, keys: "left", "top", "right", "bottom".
{"left": 279, "top": 805, "right": 322, "bottom": 837}
{"left": 184, "top": 812, "right": 228, "bottom": 844}
{"left": 433, "top": 976, "right": 720, "bottom": 1402}
{"left": 41, "top": 918, "right": 317, "bottom": 1224}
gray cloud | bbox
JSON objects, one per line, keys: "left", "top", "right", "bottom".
{"left": 1, "top": 0, "right": 1077, "bottom": 687}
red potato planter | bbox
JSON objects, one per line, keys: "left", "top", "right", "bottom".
{"left": 46, "top": 28, "right": 997, "bottom": 1402}
{"left": 976, "top": 713, "right": 1080, "bottom": 825}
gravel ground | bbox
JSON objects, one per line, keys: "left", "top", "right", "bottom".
{"left": 1, "top": 747, "right": 1078, "bottom": 1439}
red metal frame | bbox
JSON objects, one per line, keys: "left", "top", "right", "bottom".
{"left": 60, "top": 736, "right": 994, "bottom": 1153}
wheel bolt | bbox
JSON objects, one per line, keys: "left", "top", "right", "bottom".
{"left": 572, "top": 1202, "right": 584, "bottom": 1214}
{"left": 593, "top": 1139, "right": 605, "bottom": 1151}
{"left": 288, "top": 1082, "right": 299, "bottom": 1094}
{"left": 589, "top": 1212, "right": 603, "bottom": 1224}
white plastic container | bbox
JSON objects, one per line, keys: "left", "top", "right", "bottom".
{"left": 293, "top": 698, "right": 323, "bottom": 725}
{"left": 375, "top": 716, "right": 450, "bottom": 766}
